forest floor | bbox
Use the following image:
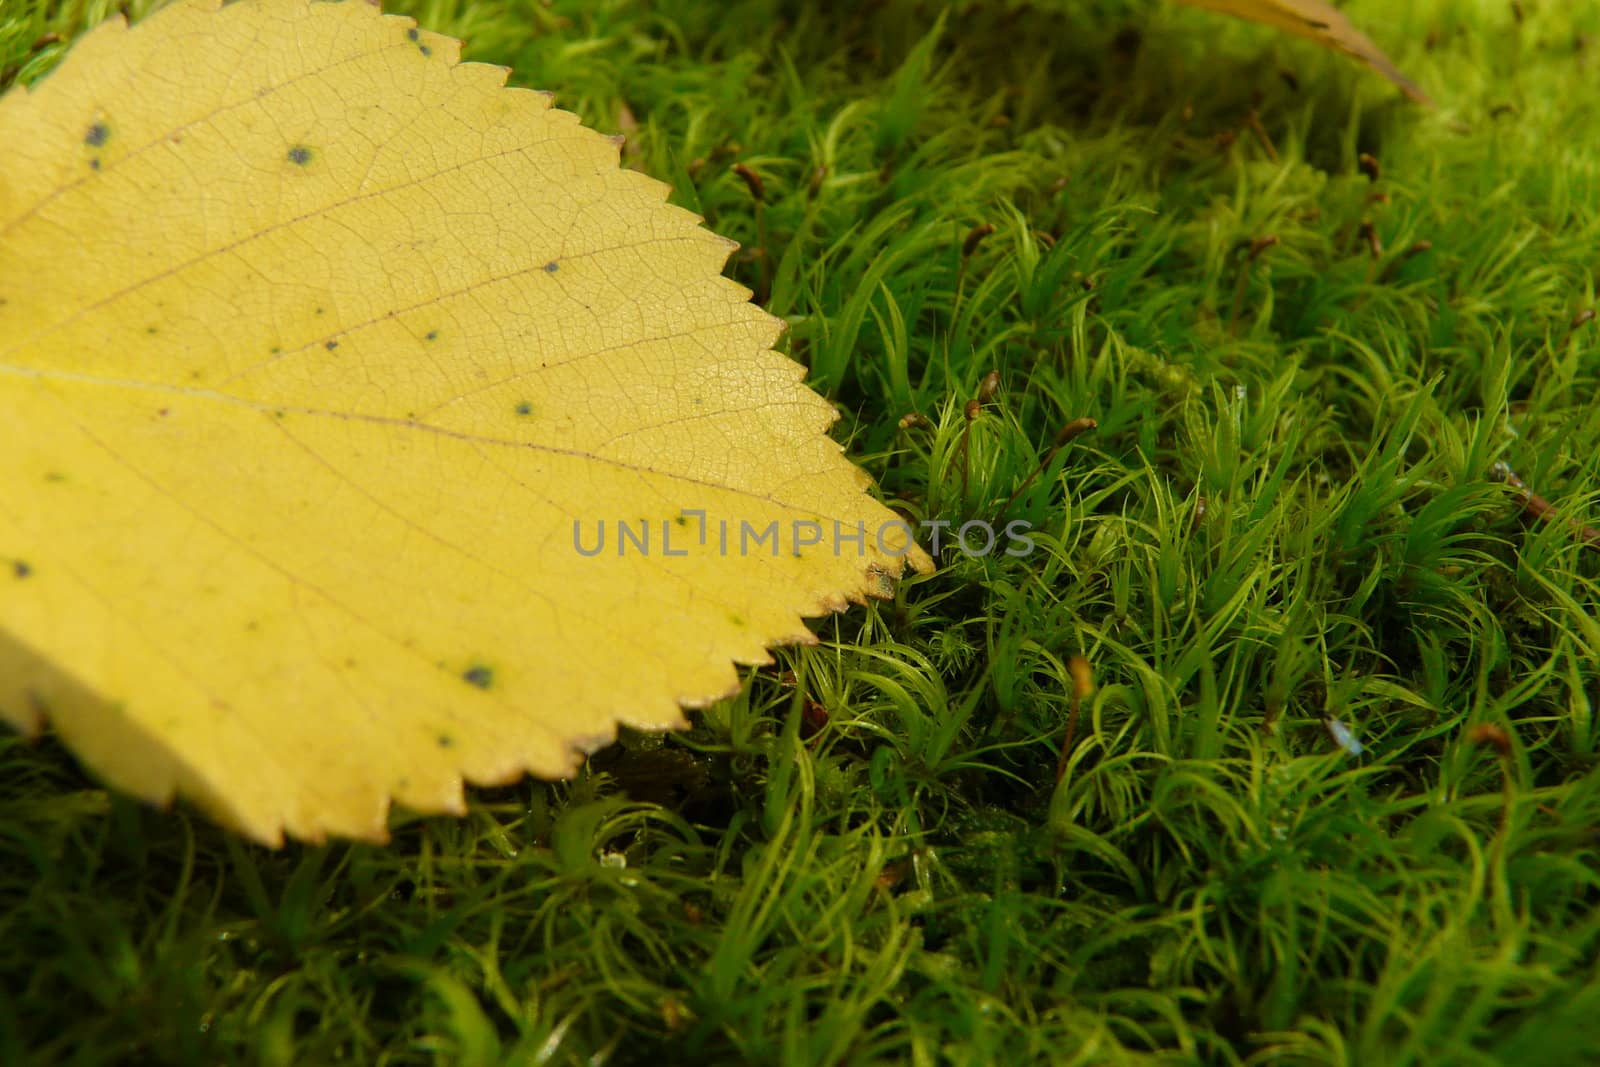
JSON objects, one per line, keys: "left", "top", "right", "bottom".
{"left": 3, "top": 0, "right": 1599, "bottom": 1063}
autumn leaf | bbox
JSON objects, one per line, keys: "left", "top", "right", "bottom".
{"left": 1173, "top": 0, "right": 1428, "bottom": 103}
{"left": 0, "top": 0, "right": 931, "bottom": 845}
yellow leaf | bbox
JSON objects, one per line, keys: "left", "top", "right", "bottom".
{"left": 0, "top": 0, "right": 932, "bottom": 845}
{"left": 1173, "top": 0, "right": 1428, "bottom": 104}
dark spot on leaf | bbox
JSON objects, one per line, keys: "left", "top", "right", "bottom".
{"left": 419, "top": 45, "right": 432, "bottom": 57}
{"left": 269, "top": 345, "right": 281, "bottom": 354}
{"left": 728, "top": 613, "right": 743, "bottom": 626}
{"left": 287, "top": 145, "right": 313, "bottom": 166}
{"left": 407, "top": 28, "right": 419, "bottom": 41}
{"left": 89, "top": 158, "right": 101, "bottom": 170}
{"left": 674, "top": 515, "right": 689, "bottom": 527}
{"left": 13, "top": 560, "right": 32, "bottom": 579}
{"left": 424, "top": 330, "right": 438, "bottom": 341}
{"left": 44, "top": 472, "right": 65, "bottom": 483}
{"left": 156, "top": 408, "right": 170, "bottom": 418}
{"left": 84, "top": 122, "right": 108, "bottom": 147}
{"left": 437, "top": 734, "right": 455, "bottom": 748}
{"left": 315, "top": 307, "right": 325, "bottom": 315}
{"left": 544, "top": 261, "right": 559, "bottom": 273}
{"left": 515, "top": 401, "right": 533, "bottom": 416}
{"left": 462, "top": 665, "right": 494, "bottom": 690}
{"left": 146, "top": 325, "right": 158, "bottom": 334}
{"left": 325, "top": 339, "right": 338, "bottom": 351}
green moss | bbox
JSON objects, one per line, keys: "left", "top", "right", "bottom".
{"left": 4, "top": 0, "right": 1600, "bottom": 1063}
